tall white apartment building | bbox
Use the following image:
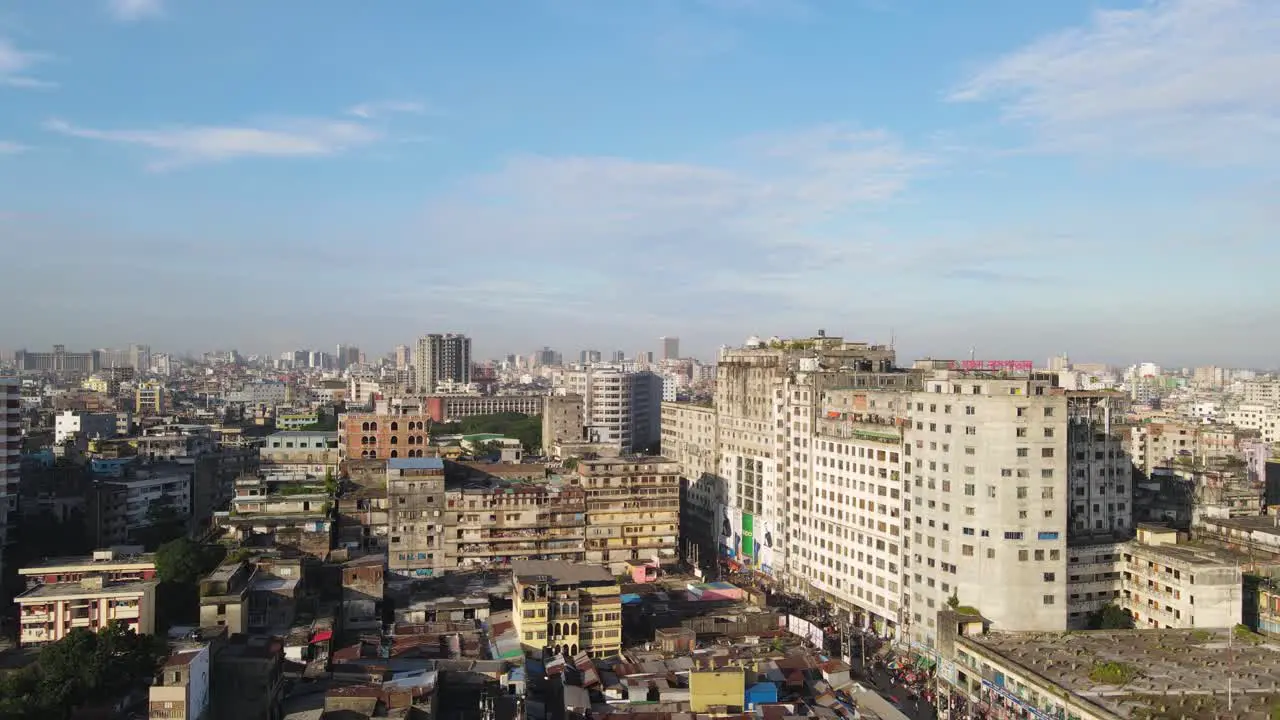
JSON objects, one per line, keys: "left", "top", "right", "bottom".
{"left": 1243, "top": 379, "right": 1280, "bottom": 406}
{"left": 414, "top": 333, "right": 471, "bottom": 393}
{"left": 1, "top": 377, "right": 18, "bottom": 585}
{"left": 559, "top": 366, "right": 662, "bottom": 453}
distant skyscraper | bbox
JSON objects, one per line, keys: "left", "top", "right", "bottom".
{"left": 579, "top": 350, "right": 601, "bottom": 364}
{"left": 394, "top": 344, "right": 412, "bottom": 370}
{"left": 660, "top": 336, "right": 680, "bottom": 361}
{"left": 337, "top": 344, "right": 361, "bottom": 371}
{"left": 535, "top": 347, "right": 562, "bottom": 367}
{"left": 610, "top": 350, "right": 625, "bottom": 363}
{"left": 415, "top": 333, "right": 472, "bottom": 392}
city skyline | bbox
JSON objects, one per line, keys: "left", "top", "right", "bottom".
{"left": 2, "top": 1, "right": 1278, "bottom": 365}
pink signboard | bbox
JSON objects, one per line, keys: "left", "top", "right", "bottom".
{"left": 951, "top": 360, "right": 1034, "bottom": 372}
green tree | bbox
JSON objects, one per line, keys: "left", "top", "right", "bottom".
{"left": 154, "top": 538, "right": 226, "bottom": 630}
{"left": 155, "top": 537, "right": 210, "bottom": 584}
{"left": 1087, "top": 603, "right": 1134, "bottom": 630}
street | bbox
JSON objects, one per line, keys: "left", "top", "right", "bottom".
{"left": 849, "top": 645, "right": 938, "bottom": 720}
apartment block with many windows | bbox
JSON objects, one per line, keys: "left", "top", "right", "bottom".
{"left": 576, "top": 456, "right": 680, "bottom": 573}
{"left": 511, "top": 560, "right": 622, "bottom": 659}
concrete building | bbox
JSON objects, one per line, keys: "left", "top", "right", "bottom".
{"left": 576, "top": 456, "right": 681, "bottom": 572}
{"left": 339, "top": 407, "right": 433, "bottom": 461}
{"left": 541, "top": 394, "right": 585, "bottom": 456}
{"left": 149, "top": 641, "right": 212, "bottom": 720}
{"left": 225, "top": 381, "right": 289, "bottom": 406}
{"left": 135, "top": 379, "right": 168, "bottom": 415}
{"left": 199, "top": 561, "right": 255, "bottom": 633}
{"left": 217, "top": 475, "right": 332, "bottom": 559}
{"left": 415, "top": 333, "right": 472, "bottom": 393}
{"left": 259, "top": 430, "right": 339, "bottom": 476}
{"left": 347, "top": 376, "right": 382, "bottom": 408}
{"left": 15, "top": 547, "right": 158, "bottom": 645}
{"left": 559, "top": 367, "right": 662, "bottom": 453}
{"left": 394, "top": 344, "right": 411, "bottom": 370}
{"left": 341, "top": 554, "right": 385, "bottom": 633}
{"left": 511, "top": 559, "right": 622, "bottom": 658}
{"left": 1129, "top": 420, "right": 1248, "bottom": 476}
{"left": 1119, "top": 524, "right": 1243, "bottom": 629}
{"left": 802, "top": 388, "right": 909, "bottom": 636}
{"left": 387, "top": 457, "right": 448, "bottom": 578}
{"left": 424, "top": 394, "right": 544, "bottom": 423}
{"left": 54, "top": 409, "right": 119, "bottom": 445}
{"left": 14, "top": 345, "right": 100, "bottom": 373}
{"left": 1, "top": 377, "right": 18, "bottom": 585}
{"left": 660, "top": 336, "right": 680, "bottom": 361}
{"left": 275, "top": 410, "right": 319, "bottom": 431}
{"left": 1244, "top": 380, "right": 1280, "bottom": 406}
{"left": 660, "top": 402, "right": 720, "bottom": 568}
{"left": 445, "top": 475, "right": 586, "bottom": 569}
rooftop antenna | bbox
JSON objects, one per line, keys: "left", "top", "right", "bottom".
{"left": 889, "top": 328, "right": 896, "bottom": 351}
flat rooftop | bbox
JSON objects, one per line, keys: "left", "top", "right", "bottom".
{"left": 388, "top": 457, "right": 445, "bottom": 471}
{"left": 964, "top": 629, "right": 1280, "bottom": 720}
{"left": 19, "top": 549, "right": 154, "bottom": 572}
{"left": 1200, "top": 515, "right": 1280, "bottom": 537}
{"left": 17, "top": 578, "right": 155, "bottom": 600}
{"left": 511, "top": 560, "right": 614, "bottom": 586}
{"left": 1129, "top": 538, "right": 1250, "bottom": 568}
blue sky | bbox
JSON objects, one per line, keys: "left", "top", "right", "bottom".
{"left": 1, "top": 0, "right": 1277, "bottom": 366}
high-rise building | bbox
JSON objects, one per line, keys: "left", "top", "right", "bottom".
{"left": 135, "top": 380, "right": 167, "bottom": 415}
{"left": 579, "top": 350, "right": 602, "bottom": 364}
{"left": 336, "top": 344, "right": 361, "bottom": 371}
{"left": 414, "top": 333, "right": 472, "bottom": 392}
{"left": 560, "top": 366, "right": 661, "bottom": 453}
{"left": 535, "top": 347, "right": 562, "bottom": 368}
{"left": 660, "top": 336, "right": 680, "bottom": 361}
{"left": 542, "top": 394, "right": 586, "bottom": 455}
{"left": 660, "top": 334, "right": 1133, "bottom": 650}
{"left": 610, "top": 350, "right": 625, "bottom": 363}
{"left": 14, "top": 345, "right": 100, "bottom": 374}
{"left": 1, "top": 377, "right": 18, "bottom": 587}
{"left": 394, "top": 344, "right": 412, "bottom": 371}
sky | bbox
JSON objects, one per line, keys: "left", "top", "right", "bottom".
{"left": 1, "top": 0, "right": 1277, "bottom": 367}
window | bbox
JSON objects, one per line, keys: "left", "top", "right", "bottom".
{"left": 1016, "top": 448, "right": 1029, "bottom": 458}
{"left": 1043, "top": 595, "right": 1055, "bottom": 605}
{"left": 1044, "top": 572, "right": 1055, "bottom": 582}
{"left": 1016, "top": 487, "right": 1028, "bottom": 499}
{"left": 964, "top": 483, "right": 975, "bottom": 496}
{"left": 1018, "top": 549, "right": 1029, "bottom": 561}
{"left": 1004, "top": 531, "right": 1024, "bottom": 540}
{"left": 1041, "top": 468, "right": 1054, "bottom": 479}
{"left": 1041, "top": 487, "right": 1054, "bottom": 499}
{"left": 1041, "top": 448, "right": 1055, "bottom": 458}
{"left": 1043, "top": 427, "right": 1054, "bottom": 438}
{"left": 965, "top": 426, "right": 976, "bottom": 435}
{"left": 1016, "top": 427, "right": 1027, "bottom": 438}
{"left": 962, "top": 545, "right": 974, "bottom": 556}
{"left": 1044, "top": 407, "right": 1055, "bottom": 417}
{"left": 1037, "top": 531, "right": 1060, "bottom": 540}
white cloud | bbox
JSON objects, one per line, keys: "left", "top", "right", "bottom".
{"left": 0, "top": 141, "right": 29, "bottom": 154}
{"left": 420, "top": 125, "right": 929, "bottom": 323}
{"left": 950, "top": 0, "right": 1280, "bottom": 164}
{"left": 45, "top": 116, "right": 383, "bottom": 171}
{"left": 346, "top": 100, "right": 428, "bottom": 120}
{"left": 108, "top": 0, "right": 164, "bottom": 22}
{"left": 0, "top": 37, "right": 54, "bottom": 89}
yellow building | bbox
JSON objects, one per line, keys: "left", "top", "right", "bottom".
{"left": 135, "top": 380, "right": 167, "bottom": 415}
{"left": 690, "top": 670, "right": 746, "bottom": 713}
{"left": 82, "top": 375, "right": 115, "bottom": 395}
{"left": 511, "top": 560, "right": 622, "bottom": 659}
{"left": 576, "top": 456, "right": 681, "bottom": 573}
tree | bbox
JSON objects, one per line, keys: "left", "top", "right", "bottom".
{"left": 154, "top": 538, "right": 226, "bottom": 630}
{"left": 1087, "top": 603, "right": 1134, "bottom": 630}
{"left": 155, "top": 537, "right": 210, "bottom": 585}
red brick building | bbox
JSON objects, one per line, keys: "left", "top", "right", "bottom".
{"left": 339, "top": 412, "right": 433, "bottom": 461}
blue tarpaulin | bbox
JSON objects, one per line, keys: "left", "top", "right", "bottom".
{"left": 621, "top": 594, "right": 643, "bottom": 605}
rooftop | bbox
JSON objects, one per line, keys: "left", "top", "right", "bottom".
{"left": 19, "top": 547, "right": 153, "bottom": 572}
{"left": 511, "top": 560, "right": 615, "bottom": 586}
{"left": 963, "top": 629, "right": 1280, "bottom": 720}
{"left": 387, "top": 457, "right": 444, "bottom": 471}
{"left": 17, "top": 578, "right": 155, "bottom": 600}
{"left": 267, "top": 430, "right": 338, "bottom": 439}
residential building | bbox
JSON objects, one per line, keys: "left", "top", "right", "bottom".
{"left": 275, "top": 410, "right": 319, "bottom": 431}
{"left": 1129, "top": 420, "right": 1247, "bottom": 476}
{"left": 339, "top": 406, "right": 433, "bottom": 461}
{"left": 2, "top": 377, "right": 18, "bottom": 586}
{"left": 149, "top": 641, "right": 212, "bottom": 720}
{"left": 134, "top": 424, "right": 216, "bottom": 464}
{"left": 336, "top": 344, "right": 360, "bottom": 371}
{"left": 335, "top": 459, "right": 390, "bottom": 556}
{"left": 511, "top": 559, "right": 622, "bottom": 658}
{"left": 559, "top": 366, "right": 662, "bottom": 453}
{"left": 386, "top": 457, "right": 448, "bottom": 578}
{"left": 210, "top": 634, "right": 285, "bottom": 720}
{"left": 347, "top": 375, "right": 382, "bottom": 408}
{"left": 14, "top": 547, "right": 158, "bottom": 645}
{"left": 342, "top": 554, "right": 385, "bottom": 633}
{"left": 1118, "top": 524, "right": 1244, "bottom": 629}
{"left": 424, "top": 394, "right": 544, "bottom": 422}
{"left": 444, "top": 475, "right": 586, "bottom": 569}
{"left": 216, "top": 475, "right": 332, "bottom": 559}
{"left": 135, "top": 379, "right": 168, "bottom": 415}
{"left": 225, "top": 381, "right": 289, "bottom": 406}
{"left": 415, "top": 333, "right": 472, "bottom": 393}
{"left": 1244, "top": 380, "right": 1280, "bottom": 406}
{"left": 259, "top": 430, "right": 339, "bottom": 475}
{"left": 576, "top": 456, "right": 680, "bottom": 572}
{"left": 541, "top": 394, "right": 584, "bottom": 456}
{"left": 54, "top": 409, "right": 119, "bottom": 445}
{"left": 394, "top": 344, "right": 411, "bottom": 370}
{"left": 199, "top": 561, "right": 255, "bottom": 633}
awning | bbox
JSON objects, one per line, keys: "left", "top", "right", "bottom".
{"left": 311, "top": 630, "right": 333, "bottom": 643}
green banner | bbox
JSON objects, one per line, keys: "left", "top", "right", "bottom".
{"left": 741, "top": 512, "right": 754, "bottom": 560}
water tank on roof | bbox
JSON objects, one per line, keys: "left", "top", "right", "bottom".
{"left": 745, "top": 336, "right": 762, "bottom": 348}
